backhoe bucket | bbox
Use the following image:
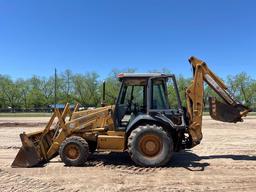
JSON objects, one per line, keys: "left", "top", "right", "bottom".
{"left": 11, "top": 129, "right": 56, "bottom": 168}
{"left": 209, "top": 97, "right": 250, "bottom": 123}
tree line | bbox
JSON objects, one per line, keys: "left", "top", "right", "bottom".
{"left": 0, "top": 70, "right": 255, "bottom": 112}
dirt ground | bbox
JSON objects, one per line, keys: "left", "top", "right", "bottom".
{"left": 0, "top": 116, "right": 255, "bottom": 192}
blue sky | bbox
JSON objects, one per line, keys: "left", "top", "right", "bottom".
{"left": 0, "top": 0, "right": 255, "bottom": 80}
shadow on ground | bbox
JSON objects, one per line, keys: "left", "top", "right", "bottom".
{"left": 88, "top": 151, "right": 209, "bottom": 171}
{"left": 200, "top": 154, "right": 256, "bottom": 161}
{"left": 87, "top": 151, "right": 256, "bottom": 171}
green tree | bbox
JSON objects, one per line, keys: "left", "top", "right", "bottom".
{"left": 16, "top": 79, "right": 31, "bottom": 109}
{"left": 28, "top": 76, "right": 48, "bottom": 108}
{"left": 227, "top": 72, "right": 255, "bottom": 106}
{"left": 0, "top": 75, "right": 22, "bottom": 111}
{"left": 72, "top": 72, "right": 100, "bottom": 106}
{"left": 59, "top": 70, "right": 74, "bottom": 104}
{"left": 0, "top": 69, "right": 255, "bottom": 112}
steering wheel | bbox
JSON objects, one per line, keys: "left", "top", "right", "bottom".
{"left": 127, "top": 99, "right": 140, "bottom": 114}
{"left": 132, "top": 102, "right": 139, "bottom": 114}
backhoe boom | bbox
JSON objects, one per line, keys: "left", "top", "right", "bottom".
{"left": 185, "top": 57, "right": 251, "bottom": 147}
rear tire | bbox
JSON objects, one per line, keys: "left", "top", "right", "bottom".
{"left": 128, "top": 125, "right": 173, "bottom": 167}
{"left": 59, "top": 136, "right": 89, "bottom": 166}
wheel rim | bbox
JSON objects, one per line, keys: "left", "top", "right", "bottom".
{"left": 139, "top": 134, "right": 163, "bottom": 157}
{"left": 64, "top": 144, "right": 80, "bottom": 160}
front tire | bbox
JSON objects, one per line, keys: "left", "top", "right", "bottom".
{"left": 128, "top": 125, "right": 173, "bottom": 167}
{"left": 59, "top": 136, "right": 89, "bottom": 166}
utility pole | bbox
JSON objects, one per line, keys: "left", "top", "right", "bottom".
{"left": 54, "top": 68, "right": 57, "bottom": 109}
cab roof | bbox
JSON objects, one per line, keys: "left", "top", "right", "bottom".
{"left": 117, "top": 73, "right": 173, "bottom": 79}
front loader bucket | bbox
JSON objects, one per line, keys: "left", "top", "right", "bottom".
{"left": 209, "top": 97, "right": 251, "bottom": 123}
{"left": 12, "top": 129, "right": 56, "bottom": 168}
{"left": 12, "top": 133, "right": 43, "bottom": 168}
{"left": 11, "top": 104, "right": 79, "bottom": 168}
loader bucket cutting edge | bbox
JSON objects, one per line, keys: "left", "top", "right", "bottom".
{"left": 209, "top": 97, "right": 249, "bottom": 123}
{"left": 11, "top": 146, "right": 43, "bottom": 168}
{"left": 11, "top": 133, "right": 45, "bottom": 168}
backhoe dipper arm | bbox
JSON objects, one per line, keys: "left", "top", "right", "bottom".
{"left": 185, "top": 56, "right": 251, "bottom": 147}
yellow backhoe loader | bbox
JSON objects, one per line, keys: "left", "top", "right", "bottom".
{"left": 12, "top": 57, "right": 251, "bottom": 168}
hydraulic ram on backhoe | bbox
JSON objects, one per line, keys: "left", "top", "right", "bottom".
{"left": 185, "top": 57, "right": 251, "bottom": 147}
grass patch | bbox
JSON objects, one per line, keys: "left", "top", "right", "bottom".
{"left": 0, "top": 113, "right": 52, "bottom": 117}
{"left": 247, "top": 112, "right": 256, "bottom": 116}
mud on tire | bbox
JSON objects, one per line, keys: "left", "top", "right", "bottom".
{"left": 59, "top": 136, "right": 89, "bottom": 166}
{"left": 128, "top": 125, "right": 173, "bottom": 167}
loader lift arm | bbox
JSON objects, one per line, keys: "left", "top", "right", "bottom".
{"left": 12, "top": 103, "right": 114, "bottom": 167}
{"left": 185, "top": 56, "right": 251, "bottom": 147}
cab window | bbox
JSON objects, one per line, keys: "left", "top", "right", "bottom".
{"left": 151, "top": 79, "right": 169, "bottom": 109}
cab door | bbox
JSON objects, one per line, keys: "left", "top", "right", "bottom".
{"left": 114, "top": 79, "right": 147, "bottom": 130}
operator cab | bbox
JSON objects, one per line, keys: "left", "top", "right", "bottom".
{"left": 114, "top": 73, "right": 185, "bottom": 130}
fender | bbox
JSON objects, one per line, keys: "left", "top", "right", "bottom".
{"left": 125, "top": 114, "right": 171, "bottom": 134}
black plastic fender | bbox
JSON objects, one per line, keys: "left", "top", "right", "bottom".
{"left": 125, "top": 114, "right": 170, "bottom": 135}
